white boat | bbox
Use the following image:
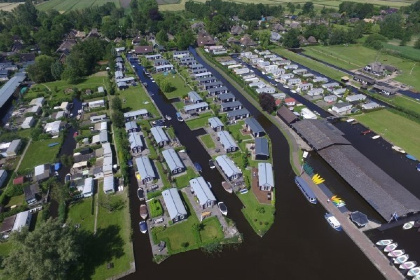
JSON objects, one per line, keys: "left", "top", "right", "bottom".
{"left": 165, "top": 115, "right": 172, "bottom": 120}
{"left": 388, "top": 249, "right": 405, "bottom": 257}
{"left": 372, "top": 135, "right": 380, "bottom": 139}
{"left": 393, "top": 254, "right": 409, "bottom": 264}
{"left": 376, "top": 239, "right": 393, "bottom": 246}
{"left": 384, "top": 243, "right": 398, "bottom": 252}
{"left": 346, "top": 118, "right": 355, "bottom": 123}
{"left": 400, "top": 261, "right": 417, "bottom": 270}
{"left": 391, "top": 145, "right": 406, "bottom": 154}
{"left": 218, "top": 202, "right": 227, "bottom": 216}
{"left": 408, "top": 267, "right": 420, "bottom": 277}
{"left": 403, "top": 221, "right": 415, "bottom": 230}
{"left": 324, "top": 213, "right": 342, "bottom": 231}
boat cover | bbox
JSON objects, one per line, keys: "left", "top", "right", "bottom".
{"left": 350, "top": 211, "right": 369, "bottom": 227}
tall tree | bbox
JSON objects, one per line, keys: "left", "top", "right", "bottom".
{"left": 282, "top": 29, "right": 300, "bottom": 48}
{"left": 27, "top": 55, "right": 55, "bottom": 83}
{"left": 259, "top": 93, "right": 276, "bottom": 113}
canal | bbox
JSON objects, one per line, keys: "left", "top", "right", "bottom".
{"left": 122, "top": 51, "right": 385, "bottom": 280}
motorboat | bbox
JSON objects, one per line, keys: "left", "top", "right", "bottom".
{"left": 384, "top": 243, "right": 398, "bottom": 252}
{"left": 324, "top": 213, "right": 342, "bottom": 231}
{"left": 406, "top": 154, "right": 418, "bottom": 161}
{"left": 137, "top": 187, "right": 145, "bottom": 201}
{"left": 165, "top": 115, "right": 172, "bottom": 121}
{"left": 239, "top": 188, "right": 248, "bottom": 194}
{"left": 372, "top": 135, "right": 380, "bottom": 139}
{"left": 140, "top": 204, "right": 148, "bottom": 220}
{"left": 403, "top": 221, "right": 415, "bottom": 230}
{"left": 391, "top": 145, "right": 406, "bottom": 154}
{"left": 388, "top": 249, "right": 405, "bottom": 257}
{"left": 393, "top": 254, "right": 409, "bottom": 264}
{"left": 417, "top": 163, "right": 420, "bottom": 172}
{"left": 361, "top": 129, "right": 371, "bottom": 135}
{"left": 218, "top": 202, "right": 228, "bottom": 216}
{"left": 346, "top": 118, "right": 355, "bottom": 123}
{"left": 376, "top": 239, "right": 393, "bottom": 246}
{"left": 295, "top": 176, "right": 317, "bottom": 204}
{"left": 407, "top": 267, "right": 420, "bottom": 277}
{"left": 209, "top": 160, "right": 215, "bottom": 169}
{"left": 222, "top": 181, "right": 233, "bottom": 193}
{"left": 399, "top": 261, "right": 417, "bottom": 270}
{"left": 139, "top": 221, "right": 147, "bottom": 234}
{"left": 194, "top": 162, "right": 202, "bottom": 173}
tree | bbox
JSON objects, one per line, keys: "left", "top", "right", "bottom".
{"left": 287, "top": 2, "right": 296, "bottom": 14}
{"left": 27, "top": 55, "right": 55, "bottom": 83}
{"left": 415, "top": 37, "right": 420, "bottom": 49}
{"left": 112, "top": 111, "right": 125, "bottom": 128}
{"left": 282, "top": 29, "right": 300, "bottom": 48}
{"left": 259, "top": 93, "right": 276, "bottom": 113}
{"left": 111, "top": 96, "right": 122, "bottom": 111}
{"left": 302, "top": 2, "right": 314, "bottom": 14}
{"left": 259, "top": 30, "right": 271, "bottom": 49}
{"left": 2, "top": 218, "right": 80, "bottom": 280}
{"left": 51, "top": 60, "right": 64, "bottom": 81}
{"left": 156, "top": 29, "right": 168, "bottom": 44}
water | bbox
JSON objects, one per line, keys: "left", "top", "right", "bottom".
{"left": 121, "top": 51, "right": 384, "bottom": 280}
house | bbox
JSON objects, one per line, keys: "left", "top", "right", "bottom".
{"left": 44, "top": 121, "right": 63, "bottom": 135}
{"left": 189, "top": 63, "right": 204, "bottom": 70}
{"left": 215, "top": 155, "right": 242, "bottom": 180}
{"left": 284, "top": 97, "right": 296, "bottom": 106}
{"left": 194, "top": 72, "right": 213, "bottom": 79}
{"left": 173, "top": 50, "right": 190, "bottom": 59}
{"left": 221, "top": 101, "right": 243, "bottom": 112}
{"left": 301, "top": 108, "right": 317, "bottom": 119}
{"left": 373, "top": 84, "right": 399, "bottom": 96}
{"left": 103, "top": 142, "right": 112, "bottom": 157}
{"left": 255, "top": 86, "right": 275, "bottom": 94}
{"left": 208, "top": 117, "right": 224, "bottom": 131}
{"left": 240, "top": 35, "right": 257, "bottom": 47}
{"left": 270, "top": 31, "right": 282, "bottom": 42}
{"left": 233, "top": 67, "right": 250, "bottom": 75}
{"left": 293, "top": 69, "right": 308, "bottom": 76}
{"left": 332, "top": 102, "right": 353, "bottom": 115}
{"left": 346, "top": 94, "right": 367, "bottom": 102}
{"left": 258, "top": 162, "right": 274, "bottom": 191}
{"left": 277, "top": 106, "right": 299, "bottom": 125}
{"left": 245, "top": 117, "right": 266, "bottom": 137}
{"left": 333, "top": 88, "right": 346, "bottom": 96}
{"left": 287, "top": 78, "right": 301, "bottom": 86}
{"left": 88, "top": 99, "right": 105, "bottom": 109}
{"left": 24, "top": 184, "right": 41, "bottom": 205}
{"left": 162, "top": 149, "right": 185, "bottom": 175}
{"left": 6, "top": 139, "right": 22, "bottom": 157}
{"left": 150, "top": 126, "right": 170, "bottom": 147}
{"left": 34, "top": 164, "right": 51, "bottom": 182}
{"left": 313, "top": 77, "right": 328, "bottom": 83}
{"left": 21, "top": 116, "right": 35, "bottom": 129}
{"left": 307, "top": 36, "right": 317, "bottom": 44}
{"left": 103, "top": 175, "right": 115, "bottom": 194}
{"left": 146, "top": 55, "right": 163, "bottom": 61}
{"left": 191, "top": 68, "right": 207, "bottom": 75}
{"left": 0, "top": 170, "right": 7, "bottom": 188}
{"left": 255, "top": 137, "right": 269, "bottom": 160}
{"left": 123, "top": 109, "right": 149, "bottom": 121}
{"left": 198, "top": 76, "right": 218, "bottom": 85}
{"left": 297, "top": 83, "right": 313, "bottom": 92}
{"left": 227, "top": 109, "right": 250, "bottom": 121}
{"left": 125, "top": 121, "right": 139, "bottom": 133}
{"left": 91, "top": 130, "right": 108, "bottom": 144}
{"left": 202, "top": 81, "right": 223, "bottom": 90}
{"left": 231, "top": 25, "right": 244, "bottom": 35}
{"left": 307, "top": 88, "right": 324, "bottom": 96}
{"left": 284, "top": 64, "right": 298, "bottom": 70}
{"left": 190, "top": 177, "right": 216, "bottom": 209}
{"left": 82, "top": 177, "right": 94, "bottom": 197}
{"left": 128, "top": 132, "right": 143, "bottom": 153}
{"left": 217, "top": 131, "right": 238, "bottom": 152}
{"left": 153, "top": 59, "right": 170, "bottom": 67}
{"left": 217, "top": 93, "right": 235, "bottom": 103}
{"left": 206, "top": 86, "right": 228, "bottom": 96}
{"left": 322, "top": 82, "right": 340, "bottom": 89}
{"left": 135, "top": 156, "right": 156, "bottom": 184}
{"left": 353, "top": 74, "right": 375, "bottom": 85}
{"left": 179, "top": 56, "right": 196, "bottom": 66}
{"left": 155, "top": 64, "right": 174, "bottom": 73}
{"left": 279, "top": 74, "right": 294, "bottom": 83}
{"left": 25, "top": 105, "right": 41, "bottom": 115}
{"left": 12, "top": 211, "right": 32, "bottom": 233}
{"left": 272, "top": 23, "right": 286, "bottom": 32}
{"left": 362, "top": 101, "right": 381, "bottom": 110}
{"left": 188, "top": 91, "right": 203, "bottom": 103}
{"left": 324, "top": 95, "right": 337, "bottom": 103}
{"left": 90, "top": 114, "right": 107, "bottom": 123}
{"left": 103, "top": 156, "right": 113, "bottom": 176}
{"left": 162, "top": 188, "right": 187, "bottom": 223}
{"left": 134, "top": 46, "right": 153, "bottom": 55}
{"left": 184, "top": 102, "right": 209, "bottom": 114}
{"left": 0, "top": 215, "right": 16, "bottom": 235}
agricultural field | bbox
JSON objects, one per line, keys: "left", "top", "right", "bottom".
{"left": 0, "top": 2, "right": 23, "bottom": 11}
{"left": 354, "top": 109, "right": 420, "bottom": 159}
{"left": 37, "top": 0, "right": 120, "bottom": 12}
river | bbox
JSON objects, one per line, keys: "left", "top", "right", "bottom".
{"left": 121, "top": 50, "right": 385, "bottom": 280}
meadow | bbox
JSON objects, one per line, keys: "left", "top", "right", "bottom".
{"left": 0, "top": 2, "right": 23, "bottom": 11}
{"left": 36, "top": 0, "right": 120, "bottom": 12}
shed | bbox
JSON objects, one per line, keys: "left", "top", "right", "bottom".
{"left": 255, "top": 137, "right": 269, "bottom": 160}
{"left": 162, "top": 188, "right": 187, "bottom": 223}
{"left": 258, "top": 162, "right": 274, "bottom": 191}
{"left": 190, "top": 177, "right": 216, "bottom": 209}
{"left": 13, "top": 176, "right": 25, "bottom": 185}
{"left": 277, "top": 106, "right": 299, "bottom": 125}
{"left": 103, "top": 175, "right": 115, "bottom": 194}
{"left": 162, "top": 149, "right": 185, "bottom": 175}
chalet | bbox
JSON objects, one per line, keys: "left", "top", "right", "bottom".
{"left": 297, "top": 83, "right": 313, "bottom": 92}
{"left": 128, "top": 132, "right": 143, "bottom": 153}
{"left": 217, "top": 93, "right": 236, "bottom": 103}
{"left": 135, "top": 156, "right": 156, "bottom": 184}
{"left": 215, "top": 155, "right": 242, "bottom": 180}
{"left": 287, "top": 78, "right": 301, "bottom": 86}
{"left": 233, "top": 68, "right": 250, "bottom": 75}
{"left": 189, "top": 63, "right": 205, "bottom": 70}
{"left": 88, "top": 99, "right": 105, "bottom": 109}
{"left": 258, "top": 162, "right": 274, "bottom": 191}
{"left": 91, "top": 130, "right": 108, "bottom": 144}
{"left": 202, "top": 81, "right": 223, "bottom": 90}
{"left": 197, "top": 76, "right": 218, "bottom": 85}
{"left": 194, "top": 72, "right": 213, "bottom": 79}
{"left": 90, "top": 114, "right": 107, "bottom": 123}
{"left": 227, "top": 109, "right": 250, "bottom": 121}
{"left": 162, "top": 149, "right": 185, "bottom": 175}
{"left": 24, "top": 184, "right": 41, "bottom": 205}
{"left": 255, "top": 137, "right": 270, "bottom": 160}
{"left": 293, "top": 69, "right": 308, "bottom": 75}
{"left": 240, "top": 35, "right": 257, "bottom": 47}
{"left": 332, "top": 102, "right": 353, "bottom": 115}
{"left": 44, "top": 121, "right": 63, "bottom": 136}
{"left": 270, "top": 31, "right": 282, "bottom": 42}
{"left": 145, "top": 54, "right": 162, "bottom": 61}
{"left": 191, "top": 68, "right": 208, "bottom": 75}
{"left": 184, "top": 102, "right": 209, "bottom": 114}
{"left": 208, "top": 117, "right": 224, "bottom": 131}
{"left": 280, "top": 74, "right": 294, "bottom": 83}
{"left": 346, "top": 94, "right": 367, "bottom": 102}
{"left": 103, "top": 175, "right": 115, "bottom": 194}
{"left": 82, "top": 177, "right": 94, "bottom": 198}
{"left": 188, "top": 91, "right": 203, "bottom": 103}
{"left": 221, "top": 101, "right": 242, "bottom": 112}
{"left": 322, "top": 82, "right": 340, "bottom": 89}
{"left": 245, "top": 117, "right": 266, "bottom": 137}
{"left": 150, "top": 126, "right": 170, "bottom": 147}
{"left": 5, "top": 139, "right": 22, "bottom": 158}
{"left": 154, "top": 59, "right": 170, "bottom": 67}
{"left": 324, "top": 95, "right": 337, "bottom": 103}
{"left": 307, "top": 88, "right": 324, "bottom": 96}
{"left": 125, "top": 121, "right": 139, "bottom": 133}
{"left": 256, "top": 86, "right": 276, "bottom": 94}
{"left": 162, "top": 188, "right": 187, "bottom": 223}
{"left": 313, "top": 77, "right": 328, "bottom": 83}
{"left": 208, "top": 86, "right": 229, "bottom": 96}
{"left": 284, "top": 64, "right": 298, "bottom": 70}
{"left": 180, "top": 56, "right": 196, "bottom": 66}
{"left": 134, "top": 46, "right": 153, "bottom": 55}
{"left": 362, "top": 101, "right": 381, "bottom": 110}
{"left": 277, "top": 60, "right": 291, "bottom": 66}
{"left": 123, "top": 109, "right": 149, "bottom": 121}
{"left": 173, "top": 50, "right": 190, "bottom": 59}
{"left": 333, "top": 88, "right": 346, "bottom": 96}
{"left": 190, "top": 177, "right": 216, "bottom": 209}
{"left": 155, "top": 64, "right": 174, "bottom": 73}
{"left": 284, "top": 97, "right": 296, "bottom": 106}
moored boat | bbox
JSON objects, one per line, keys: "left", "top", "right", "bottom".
{"left": 388, "top": 249, "right": 405, "bottom": 257}
{"left": 393, "top": 254, "right": 409, "bottom": 264}
{"left": 165, "top": 115, "right": 172, "bottom": 120}
{"left": 414, "top": 220, "right": 420, "bottom": 228}
{"left": 403, "top": 221, "right": 415, "bottom": 230}
{"left": 295, "top": 176, "right": 317, "bottom": 204}
{"left": 384, "top": 243, "right": 398, "bottom": 252}
{"left": 218, "top": 202, "right": 227, "bottom": 216}
{"left": 324, "top": 213, "right": 342, "bottom": 231}
{"left": 399, "top": 261, "right": 417, "bottom": 270}
{"left": 414, "top": 275, "right": 420, "bottom": 280}
{"left": 407, "top": 267, "right": 420, "bottom": 277}
{"left": 391, "top": 145, "right": 406, "bottom": 154}
{"left": 222, "top": 181, "right": 233, "bottom": 193}
{"left": 376, "top": 239, "right": 393, "bottom": 246}
{"left": 137, "top": 187, "right": 145, "bottom": 201}
{"left": 140, "top": 204, "right": 148, "bottom": 220}
{"left": 139, "top": 221, "right": 147, "bottom": 234}
{"left": 417, "top": 163, "right": 420, "bottom": 172}
{"left": 372, "top": 135, "right": 380, "bottom": 139}
{"left": 406, "top": 154, "right": 418, "bottom": 161}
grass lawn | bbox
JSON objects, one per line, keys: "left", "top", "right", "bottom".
{"left": 5, "top": 194, "right": 24, "bottom": 208}
{"left": 226, "top": 121, "right": 252, "bottom": 142}
{"left": 143, "top": 132, "right": 157, "bottom": 160}
{"left": 37, "top": 0, "right": 120, "bottom": 12}
{"left": 174, "top": 167, "right": 196, "bottom": 189}
{"left": 354, "top": 109, "right": 420, "bottom": 159}
{"left": 386, "top": 95, "right": 420, "bottom": 115}
{"left": 200, "top": 134, "right": 215, "bottom": 149}
{"left": 153, "top": 73, "right": 192, "bottom": 100}
{"left": 149, "top": 199, "right": 164, "bottom": 218}
{"left": 382, "top": 42, "right": 420, "bottom": 62}
{"left": 67, "top": 197, "right": 95, "bottom": 232}
{"left": 238, "top": 191, "right": 275, "bottom": 236}
{"left": 302, "top": 47, "right": 359, "bottom": 70}
{"left": 199, "top": 216, "right": 224, "bottom": 243}
{"left": 155, "top": 161, "right": 171, "bottom": 188}
{"left": 18, "top": 137, "right": 62, "bottom": 172}
{"left": 172, "top": 101, "right": 185, "bottom": 110}
{"left": 0, "top": 241, "right": 14, "bottom": 257}
{"left": 185, "top": 112, "right": 213, "bottom": 130}
{"left": 272, "top": 48, "right": 347, "bottom": 81}
{"left": 117, "top": 86, "right": 160, "bottom": 118}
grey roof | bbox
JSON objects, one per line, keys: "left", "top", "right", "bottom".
{"left": 354, "top": 74, "right": 375, "bottom": 84}
{"left": 162, "top": 188, "right": 187, "bottom": 220}
{"left": 197, "top": 77, "right": 217, "bottom": 84}
{"left": 258, "top": 162, "right": 274, "bottom": 188}
{"left": 215, "top": 155, "right": 241, "bottom": 178}
{"left": 6, "top": 139, "right": 21, "bottom": 154}
{"left": 189, "top": 63, "right": 203, "bottom": 69}
{"left": 203, "top": 81, "right": 223, "bottom": 88}
{"left": 277, "top": 106, "right": 299, "bottom": 124}
{"left": 333, "top": 102, "right": 352, "bottom": 108}
{"left": 292, "top": 119, "right": 350, "bottom": 150}
{"left": 217, "top": 130, "right": 238, "bottom": 150}
{"left": 0, "top": 72, "right": 26, "bottom": 109}
{"left": 227, "top": 109, "right": 250, "bottom": 118}
{"left": 218, "top": 93, "right": 235, "bottom": 100}
{"left": 125, "top": 121, "right": 138, "bottom": 131}
{"left": 208, "top": 117, "right": 224, "bottom": 128}
{"left": 245, "top": 117, "right": 265, "bottom": 135}
{"left": 103, "top": 175, "right": 114, "bottom": 193}
{"left": 221, "top": 101, "right": 242, "bottom": 109}
{"left": 12, "top": 210, "right": 31, "bottom": 232}
{"left": 208, "top": 86, "right": 228, "bottom": 94}
{"left": 123, "top": 109, "right": 148, "bottom": 118}
{"left": 184, "top": 102, "right": 209, "bottom": 112}
{"left": 135, "top": 156, "right": 156, "bottom": 180}
{"left": 24, "top": 184, "right": 40, "bottom": 201}
{"left": 99, "top": 130, "right": 108, "bottom": 143}
{"left": 319, "top": 145, "right": 420, "bottom": 220}
{"left": 162, "top": 149, "right": 184, "bottom": 172}
{"left": 128, "top": 132, "right": 143, "bottom": 149}
{"left": 188, "top": 91, "right": 202, "bottom": 102}
{"left": 150, "top": 126, "right": 169, "bottom": 143}
{"left": 189, "top": 177, "right": 216, "bottom": 206}
{"left": 255, "top": 137, "right": 269, "bottom": 156}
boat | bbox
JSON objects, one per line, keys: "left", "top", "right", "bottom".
{"left": 361, "top": 129, "right": 371, "bottom": 135}
{"left": 140, "top": 204, "right": 148, "bottom": 219}
{"left": 209, "top": 160, "right": 215, "bottom": 169}
{"left": 399, "top": 261, "right": 417, "bottom": 270}
{"left": 376, "top": 239, "right": 393, "bottom": 246}
{"left": 346, "top": 118, "right": 355, "bottom": 123}
{"left": 222, "top": 181, "right": 233, "bottom": 193}
{"left": 414, "top": 220, "right": 420, "bottom": 228}
{"left": 324, "top": 213, "right": 342, "bottom": 231}
{"left": 413, "top": 275, "right": 420, "bottom": 280}
{"left": 407, "top": 267, "right": 420, "bottom": 277}
{"left": 165, "top": 115, "right": 172, "bottom": 121}
{"left": 179, "top": 149, "right": 186, "bottom": 153}
{"left": 176, "top": 112, "right": 183, "bottom": 122}
{"left": 295, "top": 176, "right": 317, "bottom": 204}
{"left": 383, "top": 243, "right": 398, "bottom": 252}
{"left": 137, "top": 187, "right": 145, "bottom": 201}
{"left": 139, "top": 221, "right": 147, "bottom": 234}
{"left": 372, "top": 135, "right": 380, "bottom": 139}
{"left": 403, "top": 221, "right": 415, "bottom": 230}
{"left": 48, "top": 142, "right": 59, "bottom": 147}
{"left": 388, "top": 249, "right": 405, "bottom": 257}
{"left": 393, "top": 254, "right": 409, "bottom": 264}
{"left": 239, "top": 188, "right": 248, "bottom": 194}
{"left": 391, "top": 145, "right": 406, "bottom": 154}
{"left": 194, "top": 162, "right": 202, "bottom": 173}
{"left": 417, "top": 163, "right": 420, "bottom": 172}
{"left": 406, "top": 154, "right": 418, "bottom": 161}
{"left": 218, "top": 202, "right": 228, "bottom": 216}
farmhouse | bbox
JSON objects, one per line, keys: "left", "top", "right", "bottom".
{"left": 162, "top": 188, "right": 187, "bottom": 223}
{"left": 150, "top": 126, "right": 170, "bottom": 147}
{"left": 217, "top": 130, "right": 238, "bottom": 152}
{"left": 258, "top": 162, "right": 274, "bottom": 191}
{"left": 190, "top": 177, "right": 216, "bottom": 209}
{"left": 208, "top": 117, "right": 224, "bottom": 131}
{"left": 135, "top": 156, "right": 156, "bottom": 184}
{"left": 215, "top": 155, "right": 242, "bottom": 180}
{"left": 245, "top": 117, "right": 266, "bottom": 137}
{"left": 162, "top": 148, "right": 185, "bottom": 175}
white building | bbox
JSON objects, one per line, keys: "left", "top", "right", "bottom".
{"left": 300, "top": 108, "right": 317, "bottom": 119}
{"left": 346, "top": 94, "right": 367, "bottom": 102}
{"left": 332, "top": 102, "right": 353, "bottom": 115}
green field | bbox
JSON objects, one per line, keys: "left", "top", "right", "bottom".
{"left": 302, "top": 45, "right": 420, "bottom": 91}
{"left": 174, "top": 167, "right": 196, "bottom": 189}
{"left": 185, "top": 112, "right": 213, "bottom": 130}
{"left": 149, "top": 199, "right": 164, "bottom": 218}
{"left": 67, "top": 197, "right": 96, "bottom": 232}
{"left": 386, "top": 95, "right": 420, "bottom": 115}
{"left": 18, "top": 137, "right": 63, "bottom": 172}
{"left": 37, "top": 0, "right": 120, "bottom": 12}
{"left": 153, "top": 73, "right": 192, "bottom": 100}
{"left": 354, "top": 109, "right": 420, "bottom": 159}
{"left": 226, "top": 121, "right": 252, "bottom": 142}
{"left": 382, "top": 43, "right": 420, "bottom": 62}
{"left": 117, "top": 86, "right": 160, "bottom": 118}
{"left": 200, "top": 134, "right": 215, "bottom": 149}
